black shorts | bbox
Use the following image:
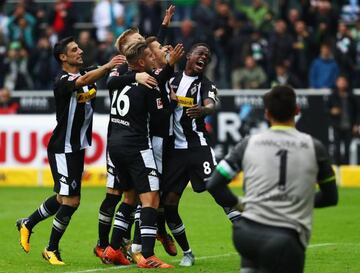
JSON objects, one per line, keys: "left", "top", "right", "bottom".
{"left": 162, "top": 146, "right": 217, "bottom": 195}
{"left": 109, "top": 147, "right": 160, "bottom": 194}
{"left": 106, "top": 150, "right": 129, "bottom": 190}
{"left": 233, "top": 218, "right": 305, "bottom": 273}
{"left": 48, "top": 149, "right": 85, "bottom": 196}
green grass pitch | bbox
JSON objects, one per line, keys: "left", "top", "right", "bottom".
{"left": 0, "top": 187, "right": 359, "bottom": 273}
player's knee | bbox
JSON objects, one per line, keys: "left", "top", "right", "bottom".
{"left": 106, "top": 188, "right": 123, "bottom": 196}
{"left": 163, "top": 192, "right": 180, "bottom": 206}
{"left": 139, "top": 191, "right": 159, "bottom": 208}
{"left": 123, "top": 190, "right": 137, "bottom": 206}
{"left": 62, "top": 196, "right": 81, "bottom": 208}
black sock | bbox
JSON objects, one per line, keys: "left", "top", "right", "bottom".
{"left": 140, "top": 207, "right": 158, "bottom": 258}
{"left": 48, "top": 205, "right": 77, "bottom": 251}
{"left": 165, "top": 205, "right": 189, "bottom": 252}
{"left": 157, "top": 207, "right": 167, "bottom": 235}
{"left": 98, "top": 193, "right": 122, "bottom": 248}
{"left": 26, "top": 195, "right": 60, "bottom": 230}
{"left": 133, "top": 205, "right": 142, "bottom": 245}
{"left": 124, "top": 210, "right": 135, "bottom": 241}
{"left": 110, "top": 202, "right": 135, "bottom": 250}
{"left": 223, "top": 207, "right": 242, "bottom": 223}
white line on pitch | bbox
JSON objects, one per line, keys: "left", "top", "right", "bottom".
{"left": 66, "top": 243, "right": 352, "bottom": 273}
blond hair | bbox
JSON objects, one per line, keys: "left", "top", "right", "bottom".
{"left": 114, "top": 27, "right": 140, "bottom": 54}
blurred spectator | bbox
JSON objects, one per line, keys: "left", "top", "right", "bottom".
{"left": 271, "top": 62, "right": 302, "bottom": 88}
{"left": 232, "top": 55, "right": 267, "bottom": 89}
{"left": 96, "top": 31, "right": 117, "bottom": 89}
{"left": 28, "top": 36, "right": 54, "bottom": 90}
{"left": 0, "top": 31, "right": 7, "bottom": 87}
{"left": 19, "top": 0, "right": 46, "bottom": 41}
{"left": 309, "top": 43, "right": 339, "bottom": 88}
{"left": 292, "top": 20, "right": 312, "bottom": 85}
{"left": 77, "top": 30, "right": 97, "bottom": 67}
{"left": 213, "top": 1, "right": 233, "bottom": 87}
{"left": 0, "top": 5, "right": 9, "bottom": 39}
{"left": 93, "top": 0, "right": 124, "bottom": 42}
{"left": 113, "top": 16, "right": 127, "bottom": 38}
{"left": 171, "top": 19, "right": 197, "bottom": 69}
{"left": 7, "top": 3, "right": 36, "bottom": 49}
{"left": 49, "top": 0, "right": 76, "bottom": 40}
{"left": 138, "top": 0, "right": 162, "bottom": 37}
{"left": 240, "top": 30, "right": 268, "bottom": 70}
{"left": 340, "top": 0, "right": 360, "bottom": 24}
{"left": 172, "top": 0, "right": 197, "bottom": 21}
{"left": 351, "top": 18, "right": 360, "bottom": 87}
{"left": 234, "top": 0, "right": 270, "bottom": 31}
{"left": 306, "top": 0, "right": 338, "bottom": 48}
{"left": 285, "top": 8, "right": 301, "bottom": 37}
{"left": 335, "top": 21, "right": 356, "bottom": 80}
{"left": 3, "top": 41, "right": 33, "bottom": 90}
{"left": 0, "top": 87, "right": 19, "bottom": 114}
{"left": 193, "top": 0, "right": 216, "bottom": 46}
{"left": 268, "top": 19, "right": 294, "bottom": 74}
{"left": 327, "top": 75, "right": 358, "bottom": 165}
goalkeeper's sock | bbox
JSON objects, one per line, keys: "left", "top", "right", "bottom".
{"left": 98, "top": 193, "right": 122, "bottom": 248}
{"left": 26, "top": 195, "right": 60, "bottom": 230}
{"left": 223, "top": 207, "right": 242, "bottom": 223}
{"left": 164, "top": 205, "right": 190, "bottom": 252}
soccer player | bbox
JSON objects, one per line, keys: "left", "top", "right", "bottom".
{"left": 207, "top": 85, "right": 338, "bottom": 273}
{"left": 95, "top": 6, "right": 176, "bottom": 259}
{"left": 105, "top": 41, "right": 182, "bottom": 268}
{"left": 16, "top": 36, "right": 125, "bottom": 265}
{"left": 161, "top": 43, "right": 241, "bottom": 267}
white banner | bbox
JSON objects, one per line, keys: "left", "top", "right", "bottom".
{"left": 0, "top": 114, "right": 109, "bottom": 167}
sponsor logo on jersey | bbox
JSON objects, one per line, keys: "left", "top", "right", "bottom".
{"left": 148, "top": 170, "right": 158, "bottom": 177}
{"left": 177, "top": 96, "right": 194, "bottom": 107}
{"left": 77, "top": 88, "right": 97, "bottom": 103}
{"left": 156, "top": 98, "right": 163, "bottom": 109}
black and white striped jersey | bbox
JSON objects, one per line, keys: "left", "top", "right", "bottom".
{"left": 47, "top": 69, "right": 97, "bottom": 153}
{"left": 168, "top": 71, "right": 218, "bottom": 149}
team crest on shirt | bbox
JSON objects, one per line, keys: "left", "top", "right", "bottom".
{"left": 154, "top": 68, "right": 162, "bottom": 75}
{"left": 156, "top": 98, "right": 163, "bottom": 109}
{"left": 190, "top": 85, "right": 198, "bottom": 95}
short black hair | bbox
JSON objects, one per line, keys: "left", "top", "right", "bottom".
{"left": 53, "top": 36, "right": 75, "bottom": 63}
{"left": 125, "top": 41, "right": 148, "bottom": 64}
{"left": 263, "top": 85, "right": 297, "bottom": 122}
{"left": 188, "top": 43, "right": 211, "bottom": 54}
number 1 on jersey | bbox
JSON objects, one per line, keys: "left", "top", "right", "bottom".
{"left": 276, "top": 149, "right": 288, "bottom": 191}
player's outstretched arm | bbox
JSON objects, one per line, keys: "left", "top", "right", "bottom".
{"left": 75, "top": 55, "right": 126, "bottom": 88}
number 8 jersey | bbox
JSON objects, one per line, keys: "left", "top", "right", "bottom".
{"left": 217, "top": 126, "right": 334, "bottom": 247}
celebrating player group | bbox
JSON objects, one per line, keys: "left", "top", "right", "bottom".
{"left": 16, "top": 5, "right": 338, "bottom": 273}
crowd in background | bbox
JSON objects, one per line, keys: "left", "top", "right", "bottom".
{"left": 0, "top": 0, "right": 360, "bottom": 91}
{"left": 1, "top": 0, "right": 360, "bottom": 165}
